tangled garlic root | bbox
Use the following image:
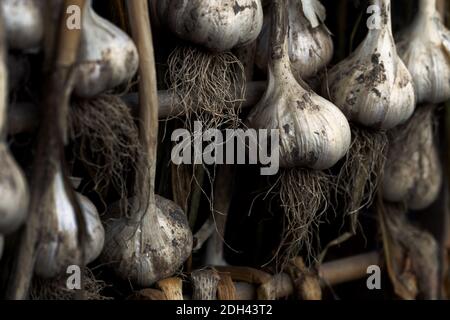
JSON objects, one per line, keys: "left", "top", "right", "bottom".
{"left": 69, "top": 95, "right": 142, "bottom": 211}
{"left": 166, "top": 46, "right": 245, "bottom": 130}
{"left": 338, "top": 126, "right": 387, "bottom": 230}
{"left": 278, "top": 168, "right": 333, "bottom": 268}
{"left": 30, "top": 268, "right": 110, "bottom": 300}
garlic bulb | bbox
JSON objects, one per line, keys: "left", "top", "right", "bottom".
{"left": 35, "top": 168, "right": 105, "bottom": 278}
{"left": 396, "top": 0, "right": 450, "bottom": 104}
{"left": 256, "top": 0, "right": 333, "bottom": 80}
{"left": 102, "top": 195, "right": 193, "bottom": 287}
{"left": 324, "top": 0, "right": 415, "bottom": 130}
{"left": 1, "top": 0, "right": 43, "bottom": 51}
{"left": 248, "top": 0, "right": 350, "bottom": 170}
{"left": 383, "top": 106, "right": 441, "bottom": 210}
{"left": 75, "top": 0, "right": 139, "bottom": 97}
{"left": 0, "top": 17, "right": 29, "bottom": 235}
{"left": 152, "top": 0, "right": 264, "bottom": 52}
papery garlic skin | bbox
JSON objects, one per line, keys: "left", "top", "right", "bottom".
{"left": 75, "top": 0, "right": 139, "bottom": 98}
{"left": 102, "top": 195, "right": 193, "bottom": 287}
{"left": 1, "top": 0, "right": 43, "bottom": 51}
{"left": 325, "top": 0, "right": 415, "bottom": 130}
{"left": 383, "top": 107, "right": 441, "bottom": 210}
{"left": 256, "top": 0, "right": 333, "bottom": 79}
{"left": 35, "top": 171, "right": 105, "bottom": 278}
{"left": 396, "top": 0, "right": 450, "bottom": 104}
{"left": 153, "top": 0, "right": 263, "bottom": 52}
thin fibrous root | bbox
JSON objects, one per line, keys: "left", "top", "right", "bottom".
{"left": 69, "top": 95, "right": 143, "bottom": 215}
{"left": 30, "top": 267, "right": 111, "bottom": 300}
{"left": 277, "top": 168, "right": 334, "bottom": 269}
{"left": 166, "top": 46, "right": 246, "bottom": 131}
{"left": 337, "top": 126, "right": 388, "bottom": 231}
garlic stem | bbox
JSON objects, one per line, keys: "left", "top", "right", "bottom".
{"left": 369, "top": 0, "right": 392, "bottom": 33}
{"left": 419, "top": 0, "right": 437, "bottom": 16}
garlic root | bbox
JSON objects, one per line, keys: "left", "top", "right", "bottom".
{"left": 157, "top": 277, "right": 184, "bottom": 300}
{"left": 191, "top": 269, "right": 221, "bottom": 300}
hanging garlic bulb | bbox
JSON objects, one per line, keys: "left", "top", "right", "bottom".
{"left": 396, "top": 0, "right": 450, "bottom": 104}
{"left": 248, "top": 1, "right": 350, "bottom": 170}
{"left": 101, "top": 1, "right": 193, "bottom": 287}
{"left": 383, "top": 106, "right": 441, "bottom": 210}
{"left": 247, "top": 0, "right": 350, "bottom": 261}
{"left": 1, "top": 0, "right": 43, "bottom": 51}
{"left": 0, "top": 12, "right": 29, "bottom": 235}
{"left": 75, "top": 0, "right": 139, "bottom": 97}
{"left": 35, "top": 167, "right": 105, "bottom": 278}
{"left": 256, "top": 0, "right": 333, "bottom": 80}
{"left": 153, "top": 0, "right": 264, "bottom": 52}
{"left": 324, "top": 0, "right": 415, "bottom": 130}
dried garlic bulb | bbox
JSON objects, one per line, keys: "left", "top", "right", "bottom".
{"left": 75, "top": 0, "right": 139, "bottom": 97}
{"left": 383, "top": 106, "right": 441, "bottom": 210}
{"left": 247, "top": 0, "right": 350, "bottom": 261}
{"left": 1, "top": 0, "right": 43, "bottom": 51}
{"left": 256, "top": 0, "right": 333, "bottom": 79}
{"left": 324, "top": 0, "right": 415, "bottom": 130}
{"left": 102, "top": 195, "right": 193, "bottom": 286}
{"left": 153, "top": 0, "right": 263, "bottom": 52}
{"left": 396, "top": 0, "right": 450, "bottom": 104}
{"left": 248, "top": 2, "right": 350, "bottom": 170}
{"left": 35, "top": 168, "right": 105, "bottom": 278}
{"left": 102, "top": 1, "right": 193, "bottom": 287}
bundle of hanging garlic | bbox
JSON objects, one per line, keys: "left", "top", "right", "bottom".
{"left": 101, "top": 1, "right": 192, "bottom": 287}
{"left": 256, "top": 0, "right": 333, "bottom": 80}
{"left": 247, "top": 0, "right": 350, "bottom": 262}
{"left": 35, "top": 168, "right": 105, "bottom": 278}
{"left": 74, "top": 0, "right": 139, "bottom": 97}
{"left": 1, "top": 0, "right": 43, "bottom": 51}
{"left": 396, "top": 0, "right": 450, "bottom": 104}
{"left": 152, "top": 0, "right": 263, "bottom": 129}
{"left": 383, "top": 105, "right": 441, "bottom": 210}
{"left": 0, "top": 7, "right": 29, "bottom": 235}
{"left": 322, "top": 0, "right": 415, "bottom": 233}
